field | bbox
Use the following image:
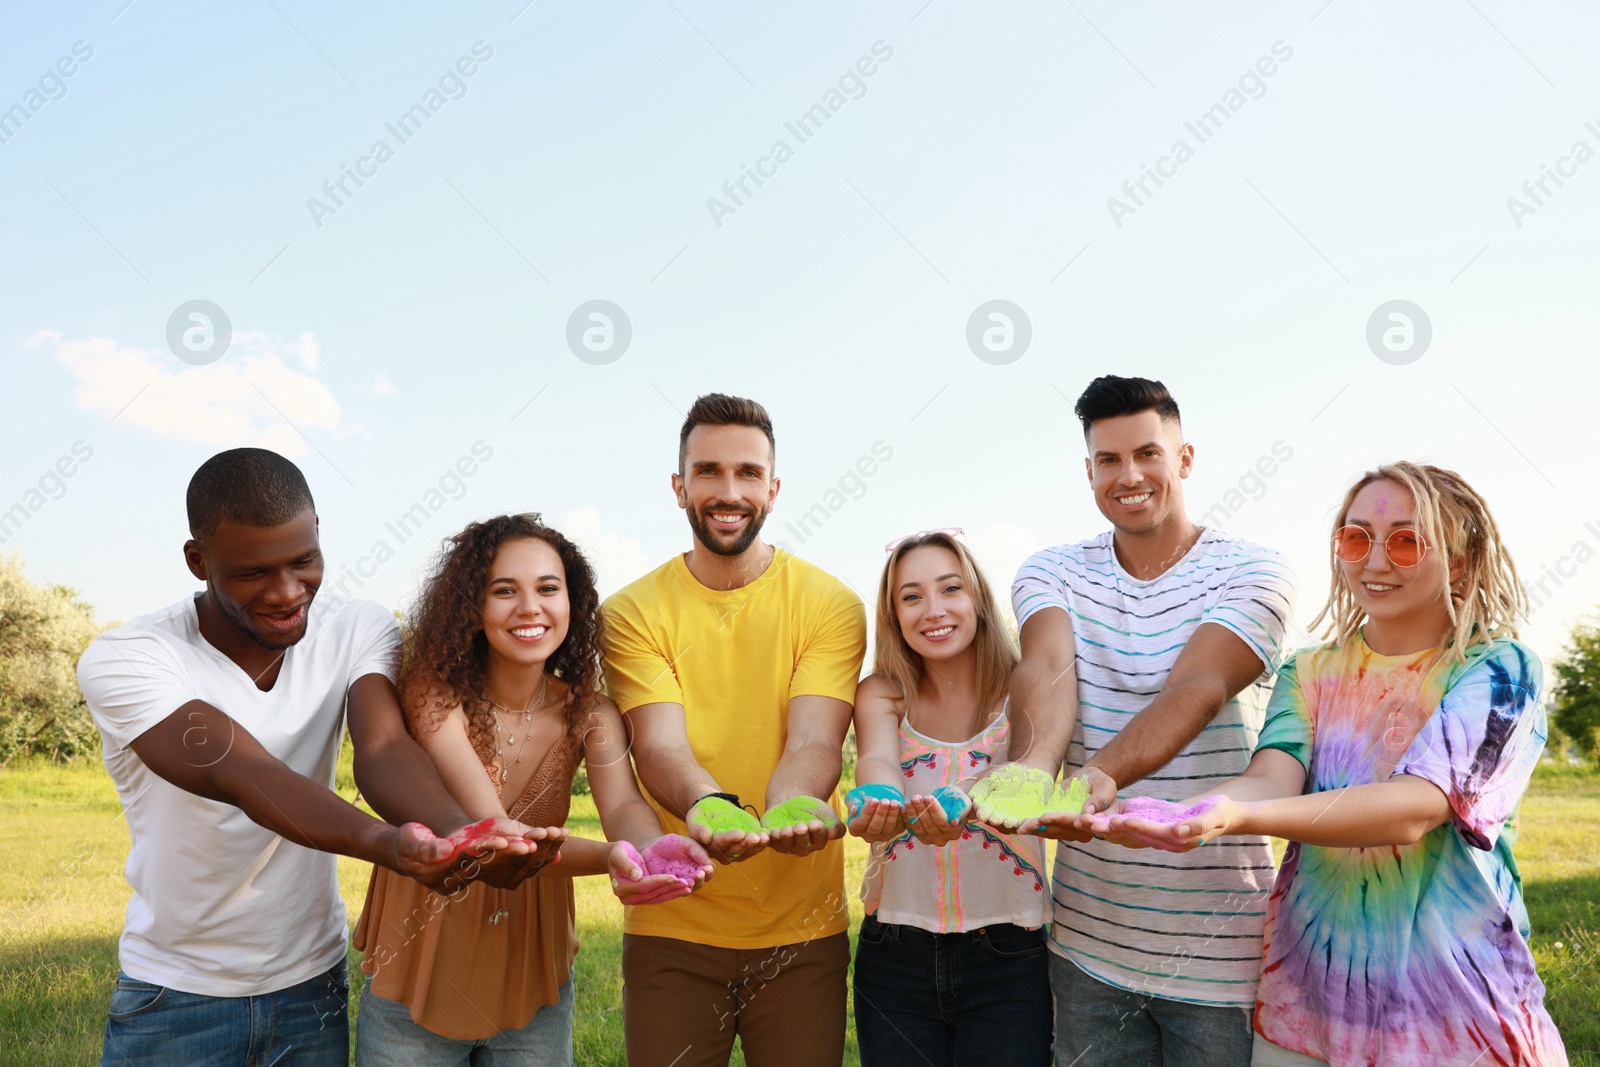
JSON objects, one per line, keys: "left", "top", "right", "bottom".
{"left": 2, "top": 759, "right": 1595, "bottom": 1066}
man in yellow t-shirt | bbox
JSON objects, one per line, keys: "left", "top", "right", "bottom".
{"left": 603, "top": 393, "right": 866, "bottom": 1067}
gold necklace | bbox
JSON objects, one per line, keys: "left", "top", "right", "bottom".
{"left": 489, "top": 675, "right": 550, "bottom": 766}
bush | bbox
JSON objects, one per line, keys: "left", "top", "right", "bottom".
{"left": 1551, "top": 618, "right": 1600, "bottom": 767}
{"left": 0, "top": 553, "right": 102, "bottom": 765}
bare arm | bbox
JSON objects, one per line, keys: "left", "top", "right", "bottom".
{"left": 1007, "top": 609, "right": 1078, "bottom": 773}
{"left": 763, "top": 693, "right": 852, "bottom": 854}
{"left": 1085, "top": 622, "right": 1266, "bottom": 791}
{"left": 408, "top": 700, "right": 509, "bottom": 822}
{"left": 129, "top": 697, "right": 465, "bottom": 887}
{"left": 628, "top": 699, "right": 769, "bottom": 861}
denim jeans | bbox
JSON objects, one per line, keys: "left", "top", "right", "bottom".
{"left": 1051, "top": 951, "right": 1255, "bottom": 1067}
{"left": 852, "top": 913, "right": 1052, "bottom": 1067}
{"left": 98, "top": 958, "right": 349, "bottom": 1067}
{"left": 354, "top": 978, "right": 574, "bottom": 1067}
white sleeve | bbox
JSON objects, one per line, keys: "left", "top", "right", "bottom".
{"left": 76, "top": 631, "right": 194, "bottom": 752}
{"left": 347, "top": 600, "right": 402, "bottom": 688}
{"left": 1011, "top": 548, "right": 1071, "bottom": 629}
{"left": 1200, "top": 548, "right": 1297, "bottom": 676}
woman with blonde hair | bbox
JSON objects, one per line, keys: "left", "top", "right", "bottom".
{"left": 845, "top": 529, "right": 1052, "bottom": 1065}
{"left": 1100, "top": 463, "right": 1568, "bottom": 1066}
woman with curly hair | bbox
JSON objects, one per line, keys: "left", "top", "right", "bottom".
{"left": 1099, "top": 464, "right": 1568, "bottom": 1066}
{"left": 353, "top": 514, "right": 713, "bottom": 1065}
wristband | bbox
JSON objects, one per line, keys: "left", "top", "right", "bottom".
{"left": 693, "top": 790, "right": 743, "bottom": 810}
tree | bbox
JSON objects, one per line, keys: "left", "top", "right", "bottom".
{"left": 0, "top": 552, "right": 103, "bottom": 764}
{"left": 1550, "top": 618, "right": 1600, "bottom": 766}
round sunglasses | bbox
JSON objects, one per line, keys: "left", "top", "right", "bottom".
{"left": 1332, "top": 525, "right": 1427, "bottom": 568}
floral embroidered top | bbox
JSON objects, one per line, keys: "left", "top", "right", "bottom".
{"left": 860, "top": 707, "right": 1049, "bottom": 932}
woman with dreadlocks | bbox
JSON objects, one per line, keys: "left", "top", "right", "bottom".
{"left": 1097, "top": 463, "right": 1569, "bottom": 1066}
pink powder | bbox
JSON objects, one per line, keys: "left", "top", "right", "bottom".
{"left": 1116, "top": 796, "right": 1218, "bottom": 824}
{"left": 621, "top": 836, "right": 708, "bottom": 885}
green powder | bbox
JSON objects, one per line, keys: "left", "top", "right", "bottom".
{"left": 973, "top": 765, "right": 1090, "bottom": 825}
{"left": 1047, "top": 775, "right": 1090, "bottom": 816}
{"left": 762, "top": 796, "right": 841, "bottom": 832}
{"left": 689, "top": 797, "right": 761, "bottom": 835}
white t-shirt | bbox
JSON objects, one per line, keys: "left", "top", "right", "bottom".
{"left": 77, "top": 593, "right": 400, "bottom": 997}
{"left": 1012, "top": 528, "right": 1295, "bottom": 1008}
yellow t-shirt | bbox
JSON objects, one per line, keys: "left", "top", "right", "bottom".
{"left": 601, "top": 548, "right": 866, "bottom": 949}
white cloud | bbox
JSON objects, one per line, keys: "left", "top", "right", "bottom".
{"left": 374, "top": 373, "right": 396, "bottom": 396}
{"left": 281, "top": 331, "right": 320, "bottom": 371}
{"left": 559, "top": 507, "right": 651, "bottom": 598}
{"left": 34, "top": 329, "right": 344, "bottom": 459}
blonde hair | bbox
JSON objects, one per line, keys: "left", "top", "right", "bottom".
{"left": 1311, "top": 461, "right": 1526, "bottom": 662}
{"left": 873, "top": 532, "right": 1018, "bottom": 729}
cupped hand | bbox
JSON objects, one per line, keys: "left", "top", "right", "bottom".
{"left": 903, "top": 788, "right": 968, "bottom": 846}
{"left": 1099, "top": 796, "right": 1235, "bottom": 852}
{"left": 686, "top": 796, "right": 768, "bottom": 864}
{"left": 846, "top": 797, "right": 906, "bottom": 842}
{"left": 761, "top": 795, "right": 844, "bottom": 855}
{"left": 609, "top": 834, "right": 716, "bottom": 905}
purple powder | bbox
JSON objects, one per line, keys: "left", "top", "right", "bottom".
{"left": 619, "top": 835, "right": 707, "bottom": 885}
{"left": 1116, "top": 796, "right": 1219, "bottom": 824}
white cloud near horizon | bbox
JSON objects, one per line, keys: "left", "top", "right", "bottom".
{"left": 34, "top": 329, "right": 346, "bottom": 459}
{"left": 560, "top": 507, "right": 652, "bottom": 599}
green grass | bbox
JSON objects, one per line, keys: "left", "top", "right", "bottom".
{"left": 2, "top": 759, "right": 1595, "bottom": 1066}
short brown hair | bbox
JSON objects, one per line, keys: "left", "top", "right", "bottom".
{"left": 678, "top": 393, "right": 775, "bottom": 472}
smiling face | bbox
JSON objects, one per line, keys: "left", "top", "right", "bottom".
{"left": 892, "top": 544, "right": 978, "bottom": 662}
{"left": 185, "top": 508, "right": 322, "bottom": 651}
{"left": 1338, "top": 478, "right": 1454, "bottom": 634}
{"left": 478, "top": 537, "right": 571, "bottom": 672}
{"left": 672, "top": 423, "right": 779, "bottom": 558}
{"left": 1083, "top": 410, "right": 1193, "bottom": 535}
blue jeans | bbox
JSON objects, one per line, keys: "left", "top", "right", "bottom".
{"left": 852, "top": 913, "right": 1052, "bottom": 1067}
{"left": 99, "top": 959, "right": 349, "bottom": 1067}
{"left": 354, "top": 978, "right": 574, "bottom": 1066}
{"left": 1051, "top": 951, "right": 1254, "bottom": 1067}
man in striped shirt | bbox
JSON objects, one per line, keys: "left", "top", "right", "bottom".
{"left": 1005, "top": 375, "right": 1295, "bottom": 1066}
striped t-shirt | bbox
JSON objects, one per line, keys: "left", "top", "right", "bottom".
{"left": 1012, "top": 528, "right": 1295, "bottom": 1008}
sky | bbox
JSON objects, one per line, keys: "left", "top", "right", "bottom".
{"left": 3, "top": 1, "right": 1598, "bottom": 670}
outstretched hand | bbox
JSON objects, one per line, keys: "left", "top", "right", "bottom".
{"left": 1091, "top": 796, "right": 1236, "bottom": 852}
{"left": 686, "top": 795, "right": 769, "bottom": 864}
{"left": 1018, "top": 766, "right": 1117, "bottom": 840}
{"left": 761, "top": 795, "right": 844, "bottom": 855}
{"left": 904, "top": 786, "right": 970, "bottom": 846}
{"left": 609, "top": 835, "right": 716, "bottom": 905}
{"left": 971, "top": 765, "right": 1096, "bottom": 838}
{"left": 845, "top": 784, "right": 906, "bottom": 843}
{"left": 393, "top": 817, "right": 562, "bottom": 891}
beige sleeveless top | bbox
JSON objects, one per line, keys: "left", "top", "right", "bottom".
{"left": 353, "top": 733, "right": 582, "bottom": 1040}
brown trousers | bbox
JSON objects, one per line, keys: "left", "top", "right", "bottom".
{"left": 622, "top": 931, "right": 850, "bottom": 1067}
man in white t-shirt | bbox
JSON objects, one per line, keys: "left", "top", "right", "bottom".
{"left": 988, "top": 376, "right": 1295, "bottom": 1067}
{"left": 77, "top": 448, "right": 547, "bottom": 1067}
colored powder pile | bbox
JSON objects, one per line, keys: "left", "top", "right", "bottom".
{"left": 845, "top": 783, "right": 905, "bottom": 816}
{"left": 446, "top": 817, "right": 502, "bottom": 853}
{"left": 1116, "top": 796, "right": 1218, "bottom": 824}
{"left": 1047, "top": 776, "right": 1090, "bottom": 817}
{"left": 931, "top": 785, "right": 970, "bottom": 823}
{"left": 972, "top": 765, "right": 1056, "bottom": 825}
{"left": 637, "top": 835, "right": 709, "bottom": 883}
{"left": 763, "top": 796, "right": 841, "bottom": 831}
{"left": 689, "top": 796, "right": 761, "bottom": 835}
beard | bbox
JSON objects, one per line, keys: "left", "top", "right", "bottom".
{"left": 686, "top": 502, "right": 770, "bottom": 557}
{"left": 213, "top": 583, "right": 312, "bottom": 652}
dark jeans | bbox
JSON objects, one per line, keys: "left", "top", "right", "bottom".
{"left": 99, "top": 959, "right": 349, "bottom": 1067}
{"left": 1051, "top": 951, "right": 1255, "bottom": 1067}
{"left": 852, "top": 913, "right": 1052, "bottom": 1067}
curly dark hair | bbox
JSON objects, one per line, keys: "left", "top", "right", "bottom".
{"left": 397, "top": 514, "right": 604, "bottom": 764}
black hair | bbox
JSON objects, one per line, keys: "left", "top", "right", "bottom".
{"left": 186, "top": 448, "right": 315, "bottom": 545}
{"left": 678, "top": 393, "right": 776, "bottom": 472}
{"left": 1074, "top": 375, "right": 1181, "bottom": 436}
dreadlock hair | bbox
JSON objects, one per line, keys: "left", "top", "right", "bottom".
{"left": 398, "top": 514, "right": 604, "bottom": 760}
{"left": 1311, "top": 462, "right": 1526, "bottom": 663}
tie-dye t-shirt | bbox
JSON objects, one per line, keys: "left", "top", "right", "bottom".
{"left": 1252, "top": 635, "right": 1567, "bottom": 1066}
